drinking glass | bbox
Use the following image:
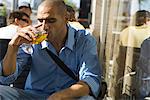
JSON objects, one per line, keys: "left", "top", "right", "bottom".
{"left": 21, "top": 30, "right": 48, "bottom": 54}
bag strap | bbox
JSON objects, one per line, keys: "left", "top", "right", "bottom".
{"left": 45, "top": 48, "right": 79, "bottom": 81}
{"left": 45, "top": 48, "right": 97, "bottom": 99}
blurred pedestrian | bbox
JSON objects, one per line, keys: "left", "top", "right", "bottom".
{"left": 18, "top": 1, "right": 32, "bottom": 25}
{"left": 0, "top": 11, "right": 30, "bottom": 39}
{"left": 66, "top": 5, "right": 85, "bottom": 29}
{"left": 120, "top": 10, "right": 150, "bottom": 48}
{"left": 18, "top": 1, "right": 32, "bottom": 16}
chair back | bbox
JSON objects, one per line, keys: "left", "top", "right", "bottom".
{"left": 0, "top": 39, "right": 11, "bottom": 60}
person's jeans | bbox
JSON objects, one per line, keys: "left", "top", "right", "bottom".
{"left": 0, "top": 85, "right": 95, "bottom": 100}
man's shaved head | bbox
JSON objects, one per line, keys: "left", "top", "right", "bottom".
{"left": 38, "top": 0, "right": 67, "bottom": 16}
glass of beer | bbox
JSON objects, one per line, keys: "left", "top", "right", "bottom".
{"left": 21, "top": 30, "right": 48, "bottom": 54}
{"left": 32, "top": 31, "right": 48, "bottom": 44}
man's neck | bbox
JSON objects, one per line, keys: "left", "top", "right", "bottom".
{"left": 49, "top": 26, "right": 68, "bottom": 53}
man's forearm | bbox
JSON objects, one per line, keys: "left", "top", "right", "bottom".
{"left": 53, "top": 80, "right": 90, "bottom": 99}
{"left": 2, "top": 44, "right": 19, "bottom": 76}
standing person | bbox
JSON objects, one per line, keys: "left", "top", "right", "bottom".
{"left": 66, "top": 4, "right": 85, "bottom": 29}
{"left": 18, "top": 1, "right": 32, "bottom": 25}
{"left": 0, "top": 0, "right": 101, "bottom": 100}
{"left": 18, "top": 1, "right": 32, "bottom": 17}
{"left": 136, "top": 35, "right": 150, "bottom": 99}
{"left": 120, "top": 10, "right": 150, "bottom": 48}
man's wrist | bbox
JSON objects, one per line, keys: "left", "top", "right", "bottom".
{"left": 56, "top": 90, "right": 72, "bottom": 99}
{"left": 8, "top": 43, "right": 19, "bottom": 52}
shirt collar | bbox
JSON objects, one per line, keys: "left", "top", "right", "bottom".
{"left": 65, "top": 24, "right": 75, "bottom": 50}
{"left": 41, "top": 40, "right": 48, "bottom": 49}
{"left": 41, "top": 25, "right": 75, "bottom": 51}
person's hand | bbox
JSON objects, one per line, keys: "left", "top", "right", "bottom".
{"left": 9, "top": 26, "right": 37, "bottom": 47}
{"left": 47, "top": 92, "right": 63, "bottom": 100}
{"left": 47, "top": 92, "right": 74, "bottom": 100}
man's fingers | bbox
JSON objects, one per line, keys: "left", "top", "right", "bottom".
{"left": 33, "top": 24, "right": 42, "bottom": 28}
{"left": 31, "top": 24, "right": 43, "bottom": 33}
{"left": 18, "top": 26, "right": 37, "bottom": 41}
{"left": 19, "top": 32, "right": 33, "bottom": 41}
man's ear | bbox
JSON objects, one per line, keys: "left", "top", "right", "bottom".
{"left": 65, "top": 12, "right": 70, "bottom": 22}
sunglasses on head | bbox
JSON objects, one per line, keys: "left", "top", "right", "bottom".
{"left": 20, "top": 18, "right": 29, "bottom": 24}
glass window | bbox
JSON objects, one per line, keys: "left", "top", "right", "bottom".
{"left": 104, "top": 0, "right": 150, "bottom": 99}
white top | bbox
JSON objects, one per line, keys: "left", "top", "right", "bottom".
{"left": 68, "top": 22, "right": 85, "bottom": 30}
{"left": 120, "top": 25, "right": 150, "bottom": 48}
{"left": 0, "top": 24, "right": 18, "bottom": 39}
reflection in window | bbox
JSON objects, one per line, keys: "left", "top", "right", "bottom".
{"left": 105, "top": 0, "right": 150, "bottom": 99}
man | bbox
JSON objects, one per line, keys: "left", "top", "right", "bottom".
{"left": 0, "top": 0, "right": 101, "bottom": 100}
{"left": 18, "top": 1, "right": 32, "bottom": 25}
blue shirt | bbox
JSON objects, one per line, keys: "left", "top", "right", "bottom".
{"left": 0, "top": 25, "right": 102, "bottom": 97}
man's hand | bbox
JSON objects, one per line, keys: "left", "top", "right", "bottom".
{"left": 2, "top": 26, "right": 37, "bottom": 76}
{"left": 47, "top": 92, "right": 62, "bottom": 100}
{"left": 47, "top": 92, "right": 74, "bottom": 100}
{"left": 9, "top": 26, "right": 36, "bottom": 46}
{"left": 47, "top": 81, "right": 90, "bottom": 100}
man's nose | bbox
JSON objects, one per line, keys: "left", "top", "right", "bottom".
{"left": 41, "top": 20, "right": 48, "bottom": 30}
